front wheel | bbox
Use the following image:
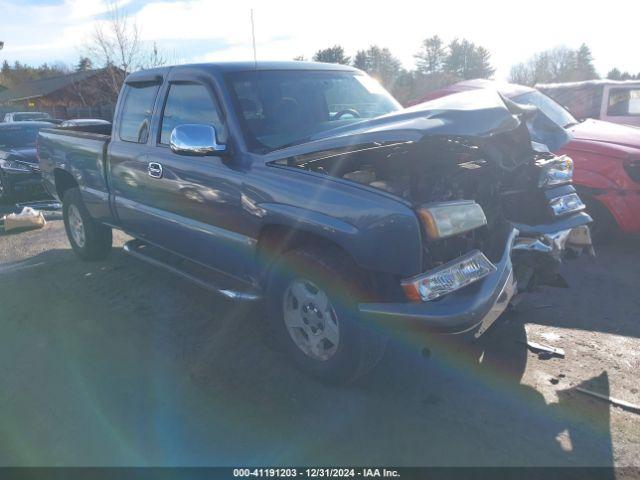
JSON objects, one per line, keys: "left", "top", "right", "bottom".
{"left": 63, "top": 188, "right": 112, "bottom": 260}
{"left": 266, "top": 246, "right": 387, "bottom": 383}
{"left": 584, "top": 196, "right": 617, "bottom": 243}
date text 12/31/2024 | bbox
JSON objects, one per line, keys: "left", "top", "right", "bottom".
{"left": 233, "top": 468, "right": 401, "bottom": 478}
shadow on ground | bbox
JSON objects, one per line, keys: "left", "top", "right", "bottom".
{"left": 0, "top": 243, "right": 619, "bottom": 470}
{"left": 514, "top": 237, "right": 640, "bottom": 339}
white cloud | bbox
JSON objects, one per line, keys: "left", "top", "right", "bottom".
{"left": 1, "top": 0, "right": 639, "bottom": 79}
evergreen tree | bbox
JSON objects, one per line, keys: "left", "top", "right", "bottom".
{"left": 353, "top": 50, "right": 370, "bottom": 71}
{"left": 0, "top": 60, "right": 69, "bottom": 87}
{"left": 574, "top": 43, "right": 598, "bottom": 80}
{"left": 313, "top": 45, "right": 350, "bottom": 65}
{"left": 352, "top": 45, "right": 402, "bottom": 89}
{"left": 76, "top": 57, "right": 94, "bottom": 72}
{"left": 415, "top": 35, "right": 446, "bottom": 74}
{"left": 443, "top": 39, "right": 495, "bottom": 80}
{"left": 607, "top": 68, "right": 622, "bottom": 80}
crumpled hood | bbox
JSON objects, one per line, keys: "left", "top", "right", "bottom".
{"left": 568, "top": 119, "right": 640, "bottom": 150}
{"left": 313, "top": 89, "right": 520, "bottom": 143}
{"left": 267, "top": 90, "right": 525, "bottom": 160}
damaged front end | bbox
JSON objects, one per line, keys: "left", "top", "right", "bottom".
{"left": 273, "top": 90, "right": 593, "bottom": 336}
{"left": 513, "top": 223, "right": 594, "bottom": 289}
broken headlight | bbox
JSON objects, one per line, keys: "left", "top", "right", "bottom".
{"left": 416, "top": 201, "right": 487, "bottom": 240}
{"left": 538, "top": 155, "right": 573, "bottom": 188}
{"left": 402, "top": 250, "right": 496, "bottom": 302}
{"left": 549, "top": 193, "right": 585, "bottom": 217}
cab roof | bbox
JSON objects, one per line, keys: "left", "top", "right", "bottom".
{"left": 537, "top": 79, "right": 640, "bottom": 89}
{"left": 126, "top": 61, "right": 360, "bottom": 83}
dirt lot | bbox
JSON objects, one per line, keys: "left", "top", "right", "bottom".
{"left": 0, "top": 210, "right": 638, "bottom": 469}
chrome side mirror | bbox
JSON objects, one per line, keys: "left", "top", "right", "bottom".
{"left": 170, "top": 124, "right": 226, "bottom": 155}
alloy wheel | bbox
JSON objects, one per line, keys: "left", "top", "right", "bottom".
{"left": 282, "top": 279, "right": 340, "bottom": 361}
{"left": 68, "top": 204, "right": 86, "bottom": 248}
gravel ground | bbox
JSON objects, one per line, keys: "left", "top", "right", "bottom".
{"left": 0, "top": 210, "right": 638, "bottom": 469}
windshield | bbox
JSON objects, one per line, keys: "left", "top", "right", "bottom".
{"left": 0, "top": 127, "right": 40, "bottom": 148}
{"left": 227, "top": 70, "right": 401, "bottom": 152}
{"left": 512, "top": 91, "right": 577, "bottom": 128}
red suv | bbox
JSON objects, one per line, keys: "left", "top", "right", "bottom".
{"left": 416, "top": 79, "right": 640, "bottom": 239}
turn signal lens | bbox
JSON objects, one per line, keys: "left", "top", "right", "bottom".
{"left": 417, "top": 201, "right": 487, "bottom": 240}
{"left": 402, "top": 250, "right": 496, "bottom": 302}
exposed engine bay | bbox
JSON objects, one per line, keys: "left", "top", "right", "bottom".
{"left": 280, "top": 126, "right": 545, "bottom": 210}
{"left": 275, "top": 126, "right": 591, "bottom": 292}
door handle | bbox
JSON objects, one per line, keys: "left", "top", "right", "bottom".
{"left": 148, "top": 162, "right": 163, "bottom": 179}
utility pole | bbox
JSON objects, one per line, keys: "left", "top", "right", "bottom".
{"left": 250, "top": 10, "right": 257, "bottom": 69}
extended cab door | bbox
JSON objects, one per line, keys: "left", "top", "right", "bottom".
{"left": 113, "top": 70, "right": 255, "bottom": 279}
{"left": 108, "top": 76, "right": 165, "bottom": 238}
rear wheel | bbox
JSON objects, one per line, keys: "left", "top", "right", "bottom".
{"left": 266, "top": 246, "right": 387, "bottom": 383}
{"left": 63, "top": 188, "right": 112, "bottom": 260}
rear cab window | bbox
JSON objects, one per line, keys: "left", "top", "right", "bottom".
{"left": 119, "top": 83, "right": 160, "bottom": 143}
{"left": 607, "top": 88, "right": 640, "bottom": 116}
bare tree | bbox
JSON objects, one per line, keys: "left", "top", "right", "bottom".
{"left": 145, "top": 42, "right": 170, "bottom": 69}
{"left": 85, "top": 1, "right": 170, "bottom": 101}
{"left": 85, "top": 1, "right": 138, "bottom": 98}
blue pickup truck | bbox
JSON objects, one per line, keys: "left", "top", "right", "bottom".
{"left": 38, "top": 62, "right": 592, "bottom": 382}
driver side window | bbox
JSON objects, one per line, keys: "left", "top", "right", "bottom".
{"left": 160, "top": 83, "right": 227, "bottom": 145}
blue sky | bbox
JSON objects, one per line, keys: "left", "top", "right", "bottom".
{"left": 1, "top": 0, "right": 639, "bottom": 79}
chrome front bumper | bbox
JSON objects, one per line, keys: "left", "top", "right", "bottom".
{"left": 358, "top": 229, "right": 519, "bottom": 336}
{"left": 514, "top": 224, "right": 595, "bottom": 259}
{"left": 359, "top": 213, "right": 593, "bottom": 338}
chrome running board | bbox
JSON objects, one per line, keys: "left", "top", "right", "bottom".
{"left": 123, "top": 239, "right": 262, "bottom": 302}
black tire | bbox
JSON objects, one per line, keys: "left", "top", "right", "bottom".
{"left": 62, "top": 188, "right": 112, "bottom": 261}
{"left": 584, "top": 196, "right": 618, "bottom": 243}
{"left": 0, "top": 170, "right": 13, "bottom": 203}
{"left": 266, "top": 245, "right": 387, "bottom": 383}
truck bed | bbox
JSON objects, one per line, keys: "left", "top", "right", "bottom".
{"left": 38, "top": 126, "right": 113, "bottom": 223}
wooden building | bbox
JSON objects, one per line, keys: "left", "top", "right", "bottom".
{"left": 0, "top": 68, "right": 120, "bottom": 120}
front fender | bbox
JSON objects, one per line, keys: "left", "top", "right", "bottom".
{"left": 574, "top": 168, "right": 617, "bottom": 192}
{"left": 256, "top": 202, "right": 423, "bottom": 277}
